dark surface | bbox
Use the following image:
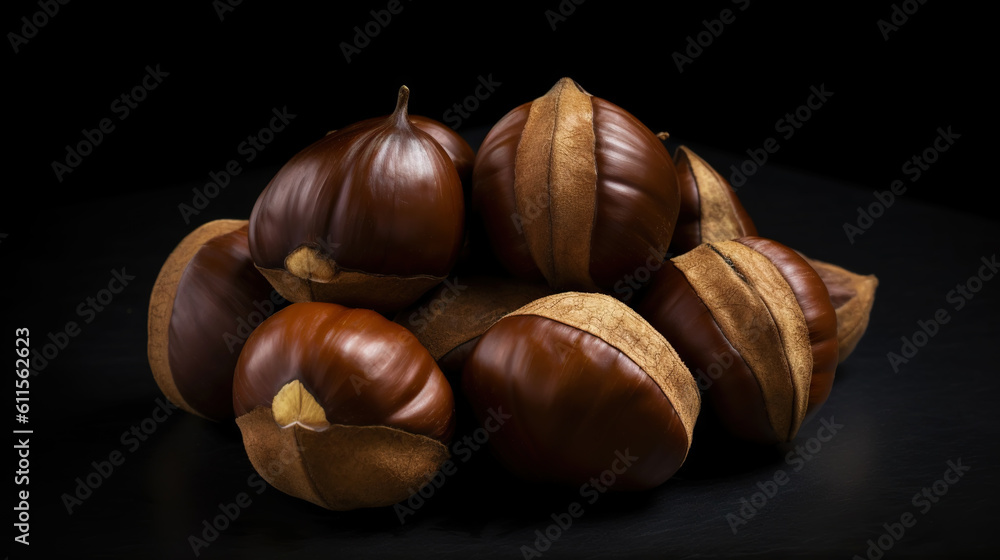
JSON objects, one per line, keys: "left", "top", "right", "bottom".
{"left": 8, "top": 136, "right": 1000, "bottom": 559}
{"left": 7, "top": 2, "right": 997, "bottom": 559}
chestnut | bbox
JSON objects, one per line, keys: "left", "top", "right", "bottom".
{"left": 147, "top": 219, "right": 281, "bottom": 421}
{"left": 392, "top": 275, "right": 553, "bottom": 379}
{"left": 249, "top": 86, "right": 465, "bottom": 314}
{"left": 472, "top": 77, "right": 680, "bottom": 293}
{"left": 670, "top": 145, "right": 757, "bottom": 254}
{"left": 635, "top": 237, "right": 839, "bottom": 444}
{"left": 662, "top": 146, "right": 877, "bottom": 363}
{"left": 462, "top": 292, "right": 700, "bottom": 490}
{"left": 232, "top": 302, "right": 455, "bottom": 511}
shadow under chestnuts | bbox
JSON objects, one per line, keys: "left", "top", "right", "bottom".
{"left": 146, "top": 78, "right": 878, "bottom": 513}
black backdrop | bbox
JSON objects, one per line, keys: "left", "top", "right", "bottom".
{"left": 7, "top": 2, "right": 998, "bottom": 559}
{"left": 7, "top": 0, "right": 988, "bottom": 230}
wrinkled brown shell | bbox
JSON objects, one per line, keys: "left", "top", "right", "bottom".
{"left": 805, "top": 257, "right": 879, "bottom": 362}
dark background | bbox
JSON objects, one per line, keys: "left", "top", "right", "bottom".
{"left": 6, "top": 0, "right": 988, "bottom": 231}
{"left": 6, "top": 1, "right": 998, "bottom": 559}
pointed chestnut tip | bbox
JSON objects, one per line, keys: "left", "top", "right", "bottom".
{"left": 547, "top": 77, "right": 591, "bottom": 98}
{"left": 392, "top": 85, "right": 411, "bottom": 125}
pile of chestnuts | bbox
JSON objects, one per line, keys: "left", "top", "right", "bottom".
{"left": 147, "top": 78, "right": 878, "bottom": 511}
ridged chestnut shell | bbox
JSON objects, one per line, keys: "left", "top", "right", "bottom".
{"left": 472, "top": 78, "right": 680, "bottom": 293}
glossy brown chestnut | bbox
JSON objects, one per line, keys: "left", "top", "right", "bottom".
{"left": 392, "top": 275, "right": 553, "bottom": 379}
{"left": 671, "top": 146, "right": 757, "bottom": 254}
{"left": 472, "top": 77, "right": 680, "bottom": 292}
{"left": 635, "top": 237, "right": 839, "bottom": 444}
{"left": 408, "top": 114, "right": 475, "bottom": 190}
{"left": 147, "top": 219, "right": 282, "bottom": 421}
{"left": 462, "top": 292, "right": 700, "bottom": 490}
{"left": 249, "top": 86, "right": 465, "bottom": 314}
{"left": 233, "top": 302, "right": 455, "bottom": 511}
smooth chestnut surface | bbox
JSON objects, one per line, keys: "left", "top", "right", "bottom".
{"left": 409, "top": 114, "right": 475, "bottom": 189}
{"left": 472, "top": 77, "right": 680, "bottom": 292}
{"left": 249, "top": 86, "right": 465, "bottom": 312}
{"left": 233, "top": 302, "right": 455, "bottom": 442}
{"left": 148, "top": 219, "right": 279, "bottom": 421}
{"left": 636, "top": 237, "right": 838, "bottom": 444}
{"left": 462, "top": 293, "right": 698, "bottom": 490}
{"left": 671, "top": 146, "right": 757, "bottom": 254}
